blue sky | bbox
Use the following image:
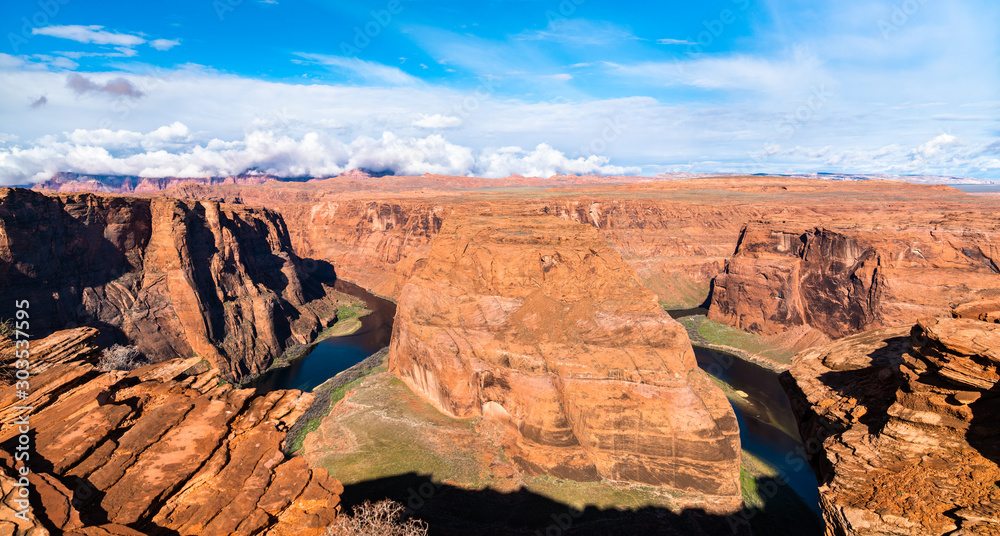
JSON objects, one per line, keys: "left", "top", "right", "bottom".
{"left": 0, "top": 0, "right": 998, "bottom": 182}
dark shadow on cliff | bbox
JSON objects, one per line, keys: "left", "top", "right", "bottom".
{"left": 0, "top": 192, "right": 152, "bottom": 337}
{"left": 967, "top": 382, "right": 1000, "bottom": 469}
{"left": 815, "top": 336, "right": 910, "bottom": 437}
{"left": 340, "top": 472, "right": 823, "bottom": 536}
{"left": 780, "top": 336, "right": 909, "bottom": 488}
{"left": 186, "top": 202, "right": 226, "bottom": 342}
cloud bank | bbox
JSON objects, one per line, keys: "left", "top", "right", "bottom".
{"left": 0, "top": 124, "right": 641, "bottom": 184}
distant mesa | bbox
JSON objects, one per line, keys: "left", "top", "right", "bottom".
{"left": 33, "top": 171, "right": 278, "bottom": 194}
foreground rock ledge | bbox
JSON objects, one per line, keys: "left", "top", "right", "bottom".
{"left": 0, "top": 328, "right": 342, "bottom": 536}
{"left": 387, "top": 211, "right": 741, "bottom": 509}
{"left": 782, "top": 314, "right": 1000, "bottom": 535}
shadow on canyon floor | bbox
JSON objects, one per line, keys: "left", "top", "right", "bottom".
{"left": 968, "top": 382, "right": 1000, "bottom": 471}
{"left": 341, "top": 472, "right": 824, "bottom": 536}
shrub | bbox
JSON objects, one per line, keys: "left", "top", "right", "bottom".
{"left": 0, "top": 318, "right": 13, "bottom": 339}
{"left": 97, "top": 344, "right": 148, "bottom": 372}
{"left": 325, "top": 500, "right": 428, "bottom": 536}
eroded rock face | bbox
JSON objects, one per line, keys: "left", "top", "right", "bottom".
{"left": 0, "top": 188, "right": 342, "bottom": 380}
{"left": 954, "top": 299, "right": 1000, "bottom": 324}
{"left": 0, "top": 328, "right": 342, "bottom": 536}
{"left": 782, "top": 315, "right": 1000, "bottom": 535}
{"left": 387, "top": 212, "right": 741, "bottom": 507}
{"left": 710, "top": 220, "right": 1000, "bottom": 339}
{"left": 165, "top": 177, "right": 1000, "bottom": 321}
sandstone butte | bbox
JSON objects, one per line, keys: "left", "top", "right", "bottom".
{"left": 0, "top": 327, "right": 342, "bottom": 536}
{"left": 781, "top": 301, "right": 1000, "bottom": 535}
{"left": 386, "top": 210, "right": 742, "bottom": 508}
{"left": 0, "top": 187, "right": 346, "bottom": 382}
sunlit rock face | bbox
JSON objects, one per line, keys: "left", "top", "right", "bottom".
{"left": 387, "top": 211, "right": 741, "bottom": 506}
{"left": 710, "top": 218, "right": 1000, "bottom": 339}
{"left": 0, "top": 327, "right": 343, "bottom": 536}
{"left": 782, "top": 309, "right": 1000, "bottom": 535}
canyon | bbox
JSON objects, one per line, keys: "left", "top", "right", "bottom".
{"left": 150, "top": 175, "right": 1000, "bottom": 336}
{"left": 6, "top": 172, "right": 1000, "bottom": 534}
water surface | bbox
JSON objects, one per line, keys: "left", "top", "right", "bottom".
{"left": 250, "top": 282, "right": 395, "bottom": 393}
{"left": 694, "top": 346, "right": 822, "bottom": 515}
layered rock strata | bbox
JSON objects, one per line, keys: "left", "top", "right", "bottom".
{"left": 782, "top": 314, "right": 1000, "bottom": 535}
{"left": 160, "top": 178, "right": 1000, "bottom": 326}
{"left": 0, "top": 187, "right": 344, "bottom": 380}
{"left": 710, "top": 219, "right": 1000, "bottom": 338}
{"left": 387, "top": 212, "right": 741, "bottom": 506}
{"left": 0, "top": 327, "right": 342, "bottom": 536}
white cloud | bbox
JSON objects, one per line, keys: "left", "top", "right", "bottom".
{"left": 32, "top": 25, "right": 145, "bottom": 47}
{"left": 0, "top": 124, "right": 639, "bottom": 184}
{"left": 611, "top": 51, "right": 832, "bottom": 98}
{"left": 732, "top": 134, "right": 1000, "bottom": 176}
{"left": 656, "top": 38, "right": 695, "bottom": 45}
{"left": 412, "top": 114, "right": 462, "bottom": 129}
{"left": 66, "top": 128, "right": 143, "bottom": 147}
{"left": 909, "top": 133, "right": 961, "bottom": 160}
{"left": 294, "top": 54, "right": 420, "bottom": 86}
{"left": 514, "top": 19, "right": 642, "bottom": 46}
{"left": 149, "top": 39, "right": 180, "bottom": 51}
{"left": 0, "top": 33, "right": 998, "bottom": 184}
{"left": 475, "top": 143, "right": 641, "bottom": 178}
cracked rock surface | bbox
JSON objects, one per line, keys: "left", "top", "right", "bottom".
{"left": 0, "top": 327, "right": 342, "bottom": 536}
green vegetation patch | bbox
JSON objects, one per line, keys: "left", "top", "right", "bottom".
{"left": 311, "top": 372, "right": 489, "bottom": 487}
{"left": 524, "top": 475, "right": 677, "bottom": 512}
{"left": 739, "top": 451, "right": 824, "bottom": 535}
{"left": 336, "top": 302, "right": 369, "bottom": 321}
{"left": 683, "top": 315, "right": 797, "bottom": 366}
{"left": 288, "top": 417, "right": 323, "bottom": 453}
{"left": 307, "top": 371, "right": 720, "bottom": 517}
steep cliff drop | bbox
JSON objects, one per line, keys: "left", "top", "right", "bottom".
{"left": 710, "top": 219, "right": 1000, "bottom": 339}
{"left": 0, "top": 327, "right": 342, "bottom": 536}
{"left": 386, "top": 211, "right": 742, "bottom": 509}
{"left": 781, "top": 307, "right": 1000, "bottom": 535}
{"left": 0, "top": 188, "right": 347, "bottom": 381}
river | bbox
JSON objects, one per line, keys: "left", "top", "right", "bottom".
{"left": 694, "top": 346, "right": 822, "bottom": 515}
{"left": 248, "top": 281, "right": 396, "bottom": 393}
{"left": 250, "top": 284, "right": 821, "bottom": 520}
